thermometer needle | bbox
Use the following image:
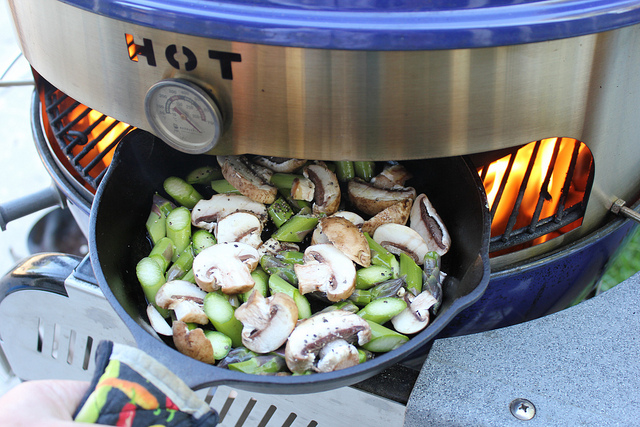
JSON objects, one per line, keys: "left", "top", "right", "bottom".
{"left": 173, "top": 107, "right": 202, "bottom": 133}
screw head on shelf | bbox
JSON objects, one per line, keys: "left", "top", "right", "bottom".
{"left": 509, "top": 398, "right": 536, "bottom": 421}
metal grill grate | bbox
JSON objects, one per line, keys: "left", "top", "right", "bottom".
{"left": 478, "top": 137, "right": 594, "bottom": 253}
{"left": 42, "top": 80, "right": 134, "bottom": 192}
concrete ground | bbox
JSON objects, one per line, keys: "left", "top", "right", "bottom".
{"left": 0, "top": 2, "right": 55, "bottom": 394}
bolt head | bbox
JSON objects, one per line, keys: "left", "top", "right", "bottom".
{"left": 510, "top": 398, "right": 536, "bottom": 421}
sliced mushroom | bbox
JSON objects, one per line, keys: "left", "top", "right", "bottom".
{"left": 216, "top": 212, "right": 263, "bottom": 249}
{"left": 291, "top": 177, "right": 315, "bottom": 201}
{"left": 316, "top": 216, "right": 371, "bottom": 267}
{"left": 372, "top": 223, "right": 429, "bottom": 265}
{"left": 146, "top": 304, "right": 173, "bottom": 336}
{"left": 361, "top": 198, "right": 413, "bottom": 235}
{"left": 332, "top": 211, "right": 365, "bottom": 227}
{"left": 310, "top": 211, "right": 365, "bottom": 245}
{"left": 172, "top": 321, "right": 215, "bottom": 364}
{"left": 315, "top": 339, "right": 360, "bottom": 373}
{"left": 370, "top": 163, "right": 413, "bottom": 189}
{"left": 294, "top": 244, "right": 356, "bottom": 302}
{"left": 234, "top": 291, "right": 298, "bottom": 353}
{"left": 191, "top": 193, "right": 267, "bottom": 232}
{"left": 391, "top": 290, "right": 438, "bottom": 334}
{"left": 193, "top": 242, "right": 260, "bottom": 294}
{"left": 285, "top": 310, "right": 371, "bottom": 373}
{"left": 410, "top": 193, "right": 451, "bottom": 256}
{"left": 252, "top": 156, "right": 307, "bottom": 173}
{"left": 218, "top": 155, "right": 278, "bottom": 204}
{"left": 303, "top": 164, "right": 341, "bottom": 215}
{"left": 347, "top": 178, "right": 416, "bottom": 216}
{"left": 155, "top": 280, "right": 209, "bottom": 324}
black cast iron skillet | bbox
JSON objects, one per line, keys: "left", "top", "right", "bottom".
{"left": 89, "top": 130, "right": 491, "bottom": 393}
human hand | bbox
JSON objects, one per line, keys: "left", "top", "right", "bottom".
{"left": 0, "top": 379, "right": 108, "bottom": 426}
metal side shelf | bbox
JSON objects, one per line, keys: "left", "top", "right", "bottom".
{"left": 0, "top": 253, "right": 407, "bottom": 426}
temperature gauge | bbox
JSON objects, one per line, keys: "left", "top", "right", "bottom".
{"left": 144, "top": 79, "right": 223, "bottom": 154}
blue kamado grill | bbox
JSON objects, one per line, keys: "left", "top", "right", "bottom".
{"left": 2, "top": 0, "right": 640, "bottom": 424}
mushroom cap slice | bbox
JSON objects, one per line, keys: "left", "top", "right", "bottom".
{"left": 294, "top": 244, "right": 356, "bottom": 302}
{"left": 146, "top": 304, "right": 173, "bottom": 336}
{"left": 218, "top": 155, "right": 278, "bottom": 204}
{"left": 361, "top": 199, "right": 413, "bottom": 235}
{"left": 291, "top": 177, "right": 315, "bottom": 202}
{"left": 410, "top": 193, "right": 451, "bottom": 256}
{"left": 285, "top": 310, "right": 371, "bottom": 373}
{"left": 303, "top": 164, "right": 341, "bottom": 215}
{"left": 235, "top": 291, "right": 298, "bottom": 353}
{"left": 316, "top": 339, "right": 360, "bottom": 373}
{"left": 191, "top": 193, "right": 267, "bottom": 232}
{"left": 216, "top": 212, "right": 263, "bottom": 249}
{"left": 373, "top": 223, "right": 429, "bottom": 265}
{"left": 391, "top": 291, "right": 438, "bottom": 334}
{"left": 347, "top": 178, "right": 416, "bottom": 216}
{"left": 311, "top": 211, "right": 365, "bottom": 246}
{"left": 172, "top": 321, "right": 216, "bottom": 364}
{"left": 370, "top": 164, "right": 413, "bottom": 189}
{"left": 193, "top": 242, "right": 260, "bottom": 294}
{"left": 252, "top": 156, "right": 307, "bottom": 173}
{"left": 155, "top": 280, "right": 209, "bottom": 324}
{"left": 317, "top": 216, "right": 371, "bottom": 267}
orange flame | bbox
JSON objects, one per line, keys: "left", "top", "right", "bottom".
{"left": 479, "top": 137, "right": 593, "bottom": 251}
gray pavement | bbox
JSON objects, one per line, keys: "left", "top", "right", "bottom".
{"left": 0, "top": 3, "right": 52, "bottom": 276}
{"left": 0, "top": 2, "right": 53, "bottom": 394}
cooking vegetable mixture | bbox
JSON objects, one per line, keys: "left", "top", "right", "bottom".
{"left": 137, "top": 156, "right": 450, "bottom": 375}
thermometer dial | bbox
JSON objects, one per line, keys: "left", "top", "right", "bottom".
{"left": 144, "top": 79, "right": 223, "bottom": 154}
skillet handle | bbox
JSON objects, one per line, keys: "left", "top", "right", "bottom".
{"left": 0, "top": 183, "right": 65, "bottom": 231}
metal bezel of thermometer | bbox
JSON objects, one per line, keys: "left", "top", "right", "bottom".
{"left": 144, "top": 79, "right": 223, "bottom": 154}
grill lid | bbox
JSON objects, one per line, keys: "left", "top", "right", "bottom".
{"left": 62, "top": 0, "right": 640, "bottom": 50}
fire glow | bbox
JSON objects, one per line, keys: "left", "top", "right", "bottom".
{"left": 52, "top": 90, "right": 134, "bottom": 192}
{"left": 478, "top": 137, "right": 593, "bottom": 253}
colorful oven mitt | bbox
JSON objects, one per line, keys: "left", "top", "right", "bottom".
{"left": 74, "top": 341, "right": 218, "bottom": 426}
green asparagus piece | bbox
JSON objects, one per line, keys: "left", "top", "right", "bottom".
{"left": 348, "top": 289, "right": 372, "bottom": 306}
{"left": 270, "top": 173, "right": 304, "bottom": 190}
{"left": 165, "top": 244, "right": 194, "bottom": 282}
{"left": 268, "top": 274, "right": 312, "bottom": 319}
{"left": 148, "top": 237, "right": 174, "bottom": 272}
{"left": 135, "top": 257, "right": 169, "bottom": 317}
{"left": 228, "top": 354, "right": 288, "bottom": 374}
{"left": 357, "top": 297, "right": 407, "bottom": 324}
{"left": 192, "top": 229, "right": 216, "bottom": 255}
{"left": 204, "top": 330, "right": 233, "bottom": 360}
{"left": 364, "top": 232, "right": 400, "bottom": 277}
{"left": 369, "top": 276, "right": 406, "bottom": 300}
{"left": 217, "top": 347, "right": 257, "bottom": 369}
{"left": 268, "top": 197, "right": 294, "bottom": 227}
{"left": 357, "top": 348, "right": 374, "bottom": 364}
{"left": 318, "top": 300, "right": 360, "bottom": 314}
{"left": 423, "top": 251, "right": 443, "bottom": 314}
{"left": 400, "top": 253, "right": 423, "bottom": 295}
{"left": 277, "top": 250, "right": 305, "bottom": 265}
{"left": 163, "top": 176, "right": 203, "bottom": 209}
{"left": 210, "top": 179, "right": 241, "bottom": 194}
{"left": 361, "top": 320, "right": 409, "bottom": 353}
{"left": 334, "top": 161, "right": 355, "bottom": 182}
{"left": 182, "top": 268, "right": 196, "bottom": 284}
{"left": 185, "top": 165, "right": 223, "bottom": 185}
{"left": 354, "top": 161, "right": 376, "bottom": 182}
{"left": 166, "top": 207, "right": 192, "bottom": 262}
{"left": 271, "top": 214, "right": 318, "bottom": 242}
{"left": 260, "top": 255, "right": 298, "bottom": 285}
{"left": 203, "top": 292, "right": 244, "bottom": 348}
{"left": 356, "top": 265, "right": 394, "bottom": 289}
{"left": 241, "top": 267, "right": 269, "bottom": 302}
{"left": 145, "top": 194, "right": 175, "bottom": 245}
